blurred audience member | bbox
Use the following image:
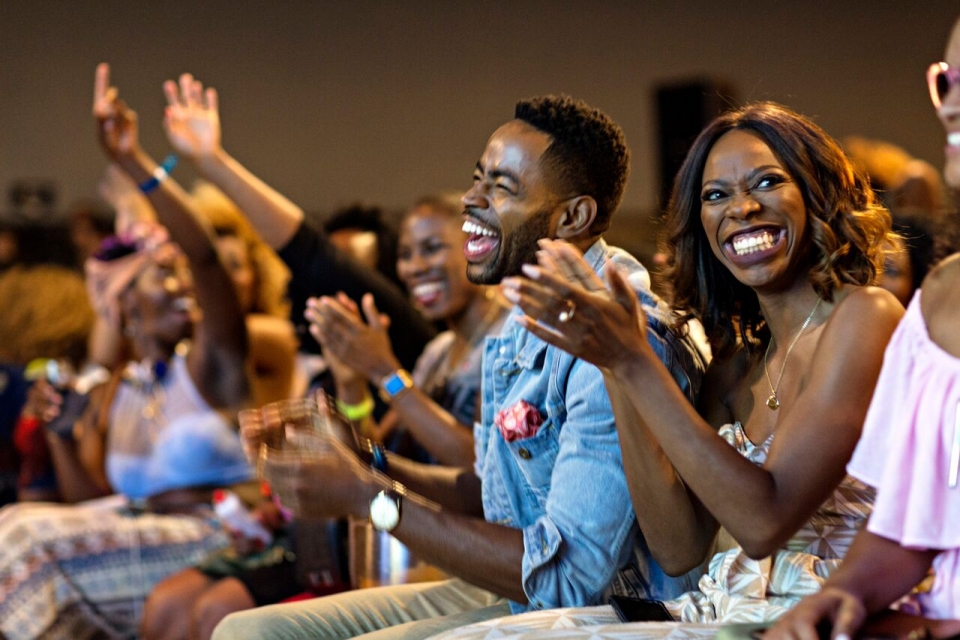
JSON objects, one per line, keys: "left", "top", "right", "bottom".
{"left": 68, "top": 200, "right": 115, "bottom": 264}
{"left": 322, "top": 203, "right": 400, "bottom": 286}
{"left": 142, "top": 192, "right": 504, "bottom": 640}
{"left": 160, "top": 72, "right": 436, "bottom": 363}
{"left": 844, "top": 135, "right": 945, "bottom": 212}
{"left": 192, "top": 182, "right": 297, "bottom": 407}
{"left": 309, "top": 192, "right": 509, "bottom": 466}
{"left": 0, "top": 64, "right": 253, "bottom": 640}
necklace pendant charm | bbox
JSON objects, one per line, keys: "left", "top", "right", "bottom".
{"left": 766, "top": 395, "right": 780, "bottom": 411}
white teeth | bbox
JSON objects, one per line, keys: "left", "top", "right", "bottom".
{"left": 461, "top": 219, "right": 498, "bottom": 238}
{"left": 731, "top": 230, "right": 778, "bottom": 256}
{"left": 948, "top": 132, "right": 960, "bottom": 147}
{"left": 412, "top": 282, "right": 443, "bottom": 298}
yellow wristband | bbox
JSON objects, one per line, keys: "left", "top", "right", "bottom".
{"left": 336, "top": 394, "right": 374, "bottom": 421}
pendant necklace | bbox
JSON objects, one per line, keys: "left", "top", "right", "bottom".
{"left": 763, "top": 297, "right": 822, "bottom": 411}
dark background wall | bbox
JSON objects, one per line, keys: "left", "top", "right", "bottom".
{"left": 1, "top": 1, "right": 956, "bottom": 230}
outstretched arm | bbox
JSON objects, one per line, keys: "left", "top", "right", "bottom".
{"left": 93, "top": 63, "right": 248, "bottom": 409}
{"left": 161, "top": 73, "right": 437, "bottom": 369}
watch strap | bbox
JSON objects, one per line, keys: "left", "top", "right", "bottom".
{"left": 379, "top": 369, "right": 413, "bottom": 402}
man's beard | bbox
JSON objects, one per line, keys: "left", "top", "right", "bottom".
{"left": 466, "top": 209, "right": 552, "bottom": 285}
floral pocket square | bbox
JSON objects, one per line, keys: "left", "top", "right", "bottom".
{"left": 495, "top": 400, "right": 544, "bottom": 442}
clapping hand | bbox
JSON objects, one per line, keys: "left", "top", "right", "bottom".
{"left": 163, "top": 73, "right": 222, "bottom": 160}
{"left": 260, "top": 434, "right": 377, "bottom": 520}
{"left": 501, "top": 239, "right": 651, "bottom": 371}
{"left": 306, "top": 292, "right": 401, "bottom": 384}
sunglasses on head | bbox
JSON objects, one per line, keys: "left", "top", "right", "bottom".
{"left": 927, "top": 62, "right": 960, "bottom": 109}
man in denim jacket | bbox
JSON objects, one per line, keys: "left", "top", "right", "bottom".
{"left": 216, "top": 96, "right": 705, "bottom": 640}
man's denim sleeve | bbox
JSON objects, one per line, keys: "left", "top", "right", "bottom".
{"left": 519, "top": 357, "right": 636, "bottom": 610}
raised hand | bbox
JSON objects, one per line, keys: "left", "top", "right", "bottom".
{"left": 162, "top": 73, "right": 222, "bottom": 160}
{"left": 92, "top": 63, "right": 140, "bottom": 160}
{"left": 501, "top": 239, "right": 651, "bottom": 371}
{"left": 305, "top": 292, "right": 401, "bottom": 383}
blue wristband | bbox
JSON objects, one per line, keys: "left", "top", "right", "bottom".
{"left": 370, "top": 441, "right": 388, "bottom": 474}
{"left": 139, "top": 154, "right": 179, "bottom": 194}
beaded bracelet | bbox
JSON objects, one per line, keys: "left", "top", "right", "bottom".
{"left": 139, "top": 154, "right": 179, "bottom": 194}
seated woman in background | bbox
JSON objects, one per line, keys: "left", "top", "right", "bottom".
{"left": 0, "top": 64, "right": 254, "bottom": 640}
{"left": 435, "top": 102, "right": 902, "bottom": 639}
{"left": 140, "top": 192, "right": 508, "bottom": 640}
{"left": 309, "top": 192, "right": 508, "bottom": 466}
{"left": 14, "top": 184, "right": 297, "bottom": 506}
{"left": 768, "top": 17, "right": 960, "bottom": 640}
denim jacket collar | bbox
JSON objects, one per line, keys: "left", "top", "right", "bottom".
{"left": 508, "top": 238, "right": 608, "bottom": 370}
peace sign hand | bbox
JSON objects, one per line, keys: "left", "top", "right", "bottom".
{"left": 163, "top": 73, "right": 222, "bottom": 160}
{"left": 92, "top": 63, "right": 140, "bottom": 160}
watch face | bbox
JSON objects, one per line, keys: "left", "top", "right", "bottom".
{"left": 370, "top": 492, "right": 400, "bottom": 531}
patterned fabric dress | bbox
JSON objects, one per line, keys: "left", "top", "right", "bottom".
{"left": 0, "top": 354, "right": 249, "bottom": 640}
{"left": 433, "top": 422, "right": 875, "bottom": 639}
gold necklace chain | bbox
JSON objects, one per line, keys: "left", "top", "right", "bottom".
{"left": 763, "top": 297, "right": 822, "bottom": 411}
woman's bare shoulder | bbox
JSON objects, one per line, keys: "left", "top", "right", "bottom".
{"left": 827, "top": 286, "right": 904, "bottom": 330}
{"left": 816, "top": 286, "right": 904, "bottom": 363}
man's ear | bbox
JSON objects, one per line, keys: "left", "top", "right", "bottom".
{"left": 555, "top": 196, "right": 598, "bottom": 240}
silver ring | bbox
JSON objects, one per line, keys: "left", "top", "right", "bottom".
{"left": 558, "top": 301, "right": 576, "bottom": 323}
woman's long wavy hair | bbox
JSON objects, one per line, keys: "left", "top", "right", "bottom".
{"left": 191, "top": 182, "right": 291, "bottom": 318}
{"left": 663, "top": 102, "right": 892, "bottom": 358}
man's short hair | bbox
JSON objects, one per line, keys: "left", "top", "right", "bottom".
{"left": 514, "top": 95, "right": 630, "bottom": 233}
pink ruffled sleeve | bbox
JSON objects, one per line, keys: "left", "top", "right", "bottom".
{"left": 847, "top": 293, "right": 960, "bottom": 550}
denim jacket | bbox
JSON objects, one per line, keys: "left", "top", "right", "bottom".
{"left": 474, "top": 239, "right": 707, "bottom": 614}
